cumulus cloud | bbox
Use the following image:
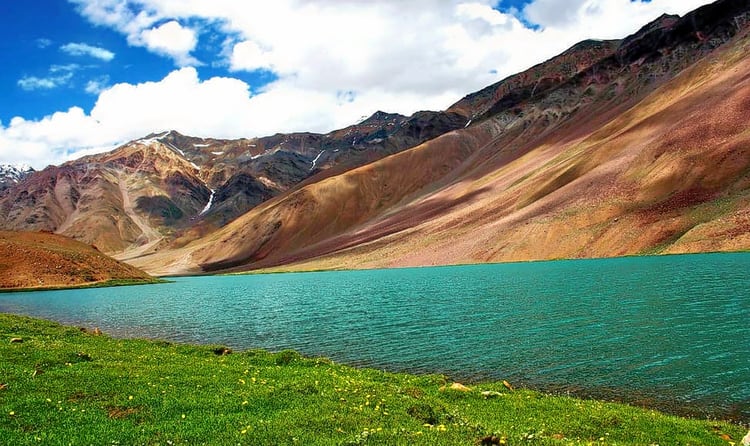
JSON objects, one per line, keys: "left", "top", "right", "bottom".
{"left": 60, "top": 42, "right": 115, "bottom": 61}
{"left": 1, "top": 67, "right": 456, "bottom": 168}
{"left": 522, "top": 0, "right": 712, "bottom": 35}
{"left": 67, "top": 0, "right": 199, "bottom": 66}
{"left": 1, "top": 69, "right": 241, "bottom": 167}
{"left": 68, "top": 0, "right": 716, "bottom": 98}
{"left": 140, "top": 20, "right": 199, "bottom": 66}
{"left": 229, "top": 40, "right": 272, "bottom": 72}
{"left": 3, "top": 0, "right": 716, "bottom": 168}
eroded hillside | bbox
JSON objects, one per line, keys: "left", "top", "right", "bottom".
{"left": 127, "top": 0, "right": 750, "bottom": 275}
{"left": 0, "top": 231, "right": 156, "bottom": 289}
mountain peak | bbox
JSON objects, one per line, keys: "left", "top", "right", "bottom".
{"left": 359, "top": 111, "right": 406, "bottom": 126}
{"left": 0, "top": 163, "right": 33, "bottom": 173}
{"left": 0, "top": 163, "right": 35, "bottom": 194}
{"left": 0, "top": 163, "right": 34, "bottom": 180}
{"left": 140, "top": 130, "right": 186, "bottom": 140}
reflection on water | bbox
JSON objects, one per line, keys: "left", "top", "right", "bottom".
{"left": 1, "top": 252, "right": 748, "bottom": 421}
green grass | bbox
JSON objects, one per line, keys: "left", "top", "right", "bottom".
{"left": 0, "top": 314, "right": 744, "bottom": 445}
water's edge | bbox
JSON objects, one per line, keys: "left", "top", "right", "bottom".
{"left": 1, "top": 252, "right": 748, "bottom": 423}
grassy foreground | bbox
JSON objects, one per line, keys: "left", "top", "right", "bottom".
{"left": 0, "top": 314, "right": 744, "bottom": 445}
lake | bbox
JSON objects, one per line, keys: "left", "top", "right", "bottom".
{"left": 1, "top": 253, "right": 748, "bottom": 421}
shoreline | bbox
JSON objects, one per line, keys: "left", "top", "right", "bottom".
{"left": 1, "top": 313, "right": 746, "bottom": 445}
{"left": 0, "top": 277, "right": 169, "bottom": 294}
{"left": 228, "top": 249, "right": 750, "bottom": 277}
{"left": 1, "top": 311, "right": 747, "bottom": 425}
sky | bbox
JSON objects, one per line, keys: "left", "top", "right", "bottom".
{"left": 0, "top": 0, "right": 715, "bottom": 169}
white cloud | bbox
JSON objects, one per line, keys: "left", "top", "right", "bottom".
{"left": 68, "top": 0, "right": 715, "bottom": 98}
{"left": 1, "top": 68, "right": 257, "bottom": 168}
{"left": 49, "top": 64, "right": 81, "bottom": 73}
{"left": 140, "top": 20, "right": 199, "bottom": 66}
{"left": 1, "top": 67, "right": 456, "bottom": 169}
{"left": 67, "top": 0, "right": 199, "bottom": 66}
{"left": 229, "top": 40, "right": 272, "bottom": 72}
{"left": 60, "top": 42, "right": 116, "bottom": 61}
{"left": 522, "top": 0, "right": 712, "bottom": 36}
{"left": 17, "top": 72, "right": 74, "bottom": 91}
{"left": 4, "top": 0, "right": 717, "bottom": 169}
{"left": 84, "top": 75, "right": 111, "bottom": 95}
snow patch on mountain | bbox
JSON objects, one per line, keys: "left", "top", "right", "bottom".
{"left": 200, "top": 189, "right": 215, "bottom": 215}
{"left": 311, "top": 150, "right": 325, "bottom": 170}
{"left": 0, "top": 163, "right": 34, "bottom": 184}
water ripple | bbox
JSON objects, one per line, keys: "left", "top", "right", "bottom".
{"left": 1, "top": 252, "right": 748, "bottom": 421}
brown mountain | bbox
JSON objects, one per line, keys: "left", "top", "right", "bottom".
{"left": 0, "top": 109, "right": 464, "bottom": 258}
{"left": 127, "top": 0, "right": 750, "bottom": 275}
{"left": 0, "top": 164, "right": 34, "bottom": 195}
{"left": 3, "top": 0, "right": 750, "bottom": 276}
{"left": 0, "top": 230, "right": 156, "bottom": 290}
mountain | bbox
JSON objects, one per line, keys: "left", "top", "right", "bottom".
{"left": 0, "top": 109, "right": 464, "bottom": 256}
{"left": 128, "top": 0, "right": 750, "bottom": 275}
{"left": 2, "top": 0, "right": 750, "bottom": 276}
{"left": 0, "top": 163, "right": 33, "bottom": 194}
{"left": 0, "top": 230, "right": 156, "bottom": 290}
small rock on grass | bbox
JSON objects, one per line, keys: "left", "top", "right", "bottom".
{"left": 10, "top": 337, "right": 23, "bottom": 343}
{"left": 480, "top": 435, "right": 505, "bottom": 445}
{"left": 481, "top": 391, "right": 504, "bottom": 399}
{"left": 449, "top": 382, "right": 472, "bottom": 392}
{"left": 213, "top": 347, "right": 232, "bottom": 356}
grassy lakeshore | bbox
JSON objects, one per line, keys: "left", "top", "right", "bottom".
{"left": 0, "top": 314, "right": 744, "bottom": 445}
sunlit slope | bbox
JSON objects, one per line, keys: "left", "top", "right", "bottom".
{"left": 301, "top": 30, "right": 750, "bottom": 270}
{"left": 0, "top": 231, "right": 156, "bottom": 289}
{"left": 137, "top": 27, "right": 750, "bottom": 274}
{"left": 128, "top": 128, "right": 492, "bottom": 274}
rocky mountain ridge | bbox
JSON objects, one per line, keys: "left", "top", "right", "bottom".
{"left": 0, "top": 163, "right": 34, "bottom": 195}
{"left": 0, "top": 107, "right": 465, "bottom": 254}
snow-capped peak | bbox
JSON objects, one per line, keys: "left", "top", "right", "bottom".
{"left": 0, "top": 163, "right": 34, "bottom": 184}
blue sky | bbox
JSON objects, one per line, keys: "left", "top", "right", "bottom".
{"left": 0, "top": 0, "right": 534, "bottom": 124}
{"left": 0, "top": 0, "right": 712, "bottom": 168}
{"left": 0, "top": 1, "right": 273, "bottom": 123}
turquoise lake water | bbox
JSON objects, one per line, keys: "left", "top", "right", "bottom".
{"left": 1, "top": 253, "right": 748, "bottom": 421}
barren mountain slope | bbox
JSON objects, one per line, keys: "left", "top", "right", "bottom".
{"left": 297, "top": 33, "right": 750, "bottom": 271}
{"left": 0, "top": 164, "right": 34, "bottom": 195}
{"left": 128, "top": 0, "right": 750, "bottom": 275}
{"left": 0, "top": 231, "right": 156, "bottom": 289}
{"left": 0, "top": 109, "right": 464, "bottom": 256}
{"left": 0, "top": 140, "right": 210, "bottom": 254}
